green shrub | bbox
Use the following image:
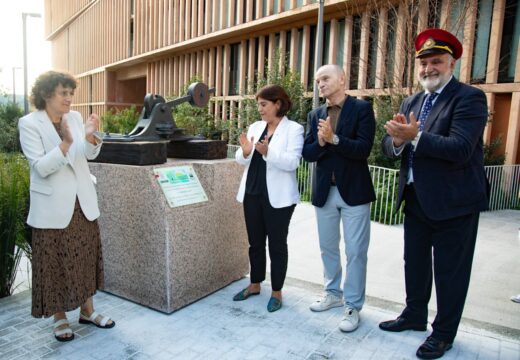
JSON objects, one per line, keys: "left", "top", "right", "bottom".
{"left": 101, "top": 105, "right": 140, "bottom": 134}
{"left": 229, "top": 52, "right": 311, "bottom": 145}
{"left": 0, "top": 153, "right": 30, "bottom": 298}
{"left": 484, "top": 135, "right": 506, "bottom": 166}
{"left": 169, "top": 77, "right": 225, "bottom": 139}
{"left": 370, "top": 169, "right": 403, "bottom": 224}
{"left": 173, "top": 102, "right": 222, "bottom": 139}
{"left": 0, "top": 101, "right": 24, "bottom": 153}
{"left": 297, "top": 162, "right": 312, "bottom": 202}
{"left": 368, "top": 95, "right": 403, "bottom": 169}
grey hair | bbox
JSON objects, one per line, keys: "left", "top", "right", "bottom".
{"left": 317, "top": 64, "right": 345, "bottom": 77}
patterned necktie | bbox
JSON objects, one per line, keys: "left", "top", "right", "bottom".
{"left": 408, "top": 92, "right": 438, "bottom": 171}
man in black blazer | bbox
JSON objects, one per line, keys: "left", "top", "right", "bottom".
{"left": 303, "top": 64, "right": 375, "bottom": 333}
{"left": 379, "top": 29, "right": 488, "bottom": 359}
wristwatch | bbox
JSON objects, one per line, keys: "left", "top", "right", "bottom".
{"left": 332, "top": 134, "right": 339, "bottom": 145}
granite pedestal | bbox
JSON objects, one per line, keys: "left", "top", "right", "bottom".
{"left": 89, "top": 159, "right": 249, "bottom": 313}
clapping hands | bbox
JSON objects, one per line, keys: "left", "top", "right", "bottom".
{"left": 317, "top": 117, "right": 333, "bottom": 146}
{"left": 255, "top": 135, "right": 269, "bottom": 156}
{"left": 85, "top": 114, "right": 100, "bottom": 144}
{"left": 239, "top": 132, "right": 254, "bottom": 157}
{"left": 384, "top": 112, "right": 420, "bottom": 147}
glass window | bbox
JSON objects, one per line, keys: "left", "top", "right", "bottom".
{"left": 448, "top": 1, "right": 466, "bottom": 78}
{"left": 254, "top": 38, "right": 259, "bottom": 84}
{"left": 297, "top": 28, "right": 303, "bottom": 73}
{"left": 471, "top": 0, "right": 493, "bottom": 82}
{"left": 384, "top": 8, "right": 397, "bottom": 87}
{"left": 367, "top": 14, "right": 379, "bottom": 89}
{"left": 428, "top": 0, "right": 442, "bottom": 28}
{"left": 323, "top": 21, "right": 331, "bottom": 65}
{"left": 285, "top": 31, "right": 292, "bottom": 66}
{"left": 349, "top": 16, "right": 362, "bottom": 90}
{"left": 403, "top": 5, "right": 420, "bottom": 88}
{"left": 229, "top": 43, "right": 240, "bottom": 95}
{"left": 498, "top": 0, "right": 520, "bottom": 82}
{"left": 336, "top": 19, "right": 345, "bottom": 66}
{"left": 234, "top": 0, "right": 239, "bottom": 25}
{"left": 307, "top": 25, "right": 317, "bottom": 90}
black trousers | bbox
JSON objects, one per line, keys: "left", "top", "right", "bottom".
{"left": 401, "top": 185, "right": 479, "bottom": 343}
{"left": 243, "top": 193, "right": 295, "bottom": 291}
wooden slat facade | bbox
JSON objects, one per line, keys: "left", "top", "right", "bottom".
{"left": 45, "top": 0, "right": 520, "bottom": 164}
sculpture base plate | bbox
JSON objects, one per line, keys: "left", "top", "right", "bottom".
{"left": 92, "top": 141, "right": 168, "bottom": 165}
{"left": 168, "top": 139, "right": 227, "bottom": 159}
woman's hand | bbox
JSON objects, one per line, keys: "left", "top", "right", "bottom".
{"left": 255, "top": 135, "right": 269, "bottom": 156}
{"left": 239, "top": 132, "right": 254, "bottom": 157}
{"left": 85, "top": 114, "right": 100, "bottom": 144}
{"left": 59, "top": 118, "right": 73, "bottom": 155}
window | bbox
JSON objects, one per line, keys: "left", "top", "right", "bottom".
{"left": 323, "top": 21, "right": 331, "bottom": 65}
{"left": 336, "top": 19, "right": 345, "bottom": 67}
{"left": 498, "top": 0, "right": 520, "bottom": 82}
{"left": 448, "top": 1, "right": 466, "bottom": 78}
{"left": 297, "top": 28, "right": 303, "bottom": 73}
{"left": 384, "top": 9, "right": 397, "bottom": 88}
{"left": 349, "top": 16, "right": 362, "bottom": 90}
{"left": 229, "top": 43, "right": 240, "bottom": 95}
{"left": 307, "top": 25, "right": 317, "bottom": 90}
{"left": 367, "top": 14, "right": 379, "bottom": 89}
{"left": 428, "top": 0, "right": 442, "bottom": 28}
{"left": 471, "top": 0, "right": 493, "bottom": 82}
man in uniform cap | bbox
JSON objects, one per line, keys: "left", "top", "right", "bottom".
{"left": 379, "top": 28, "right": 489, "bottom": 359}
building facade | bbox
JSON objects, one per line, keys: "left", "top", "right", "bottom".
{"left": 44, "top": 0, "right": 520, "bottom": 164}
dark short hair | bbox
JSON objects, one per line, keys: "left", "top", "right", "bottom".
{"left": 31, "top": 71, "right": 77, "bottom": 110}
{"left": 255, "top": 85, "right": 292, "bottom": 117}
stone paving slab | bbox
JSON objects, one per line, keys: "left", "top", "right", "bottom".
{"left": 0, "top": 277, "right": 518, "bottom": 360}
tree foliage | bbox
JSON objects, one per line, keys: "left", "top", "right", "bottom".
{"left": 171, "top": 77, "right": 224, "bottom": 139}
{"left": 101, "top": 105, "right": 140, "bottom": 134}
{"left": 0, "top": 101, "right": 24, "bottom": 153}
{"left": 0, "top": 153, "right": 31, "bottom": 298}
{"left": 228, "top": 52, "right": 312, "bottom": 145}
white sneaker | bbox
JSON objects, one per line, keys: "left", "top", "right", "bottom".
{"left": 309, "top": 293, "right": 344, "bottom": 312}
{"left": 339, "top": 307, "right": 359, "bottom": 332}
{"left": 511, "top": 294, "right": 520, "bottom": 303}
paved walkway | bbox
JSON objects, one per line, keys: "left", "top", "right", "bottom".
{"left": 1, "top": 207, "right": 519, "bottom": 359}
{"left": 286, "top": 206, "right": 520, "bottom": 332}
{"left": 0, "top": 278, "right": 519, "bottom": 360}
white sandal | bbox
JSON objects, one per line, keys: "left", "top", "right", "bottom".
{"left": 79, "top": 311, "right": 115, "bottom": 328}
{"left": 53, "top": 318, "right": 74, "bottom": 342}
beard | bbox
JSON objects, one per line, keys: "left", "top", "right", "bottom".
{"left": 419, "top": 71, "right": 451, "bottom": 92}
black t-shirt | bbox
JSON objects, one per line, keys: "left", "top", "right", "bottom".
{"left": 245, "top": 127, "right": 272, "bottom": 196}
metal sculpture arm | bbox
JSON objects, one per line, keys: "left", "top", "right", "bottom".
{"left": 103, "top": 82, "right": 214, "bottom": 142}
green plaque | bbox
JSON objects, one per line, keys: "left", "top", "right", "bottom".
{"left": 154, "top": 166, "right": 208, "bottom": 208}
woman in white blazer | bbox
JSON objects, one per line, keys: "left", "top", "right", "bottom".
{"left": 233, "top": 85, "right": 304, "bottom": 312}
{"left": 18, "top": 71, "right": 114, "bottom": 342}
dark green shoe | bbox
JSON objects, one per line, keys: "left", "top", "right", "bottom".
{"left": 267, "top": 297, "right": 282, "bottom": 312}
{"left": 233, "top": 288, "right": 260, "bottom": 301}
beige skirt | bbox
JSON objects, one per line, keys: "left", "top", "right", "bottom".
{"left": 31, "top": 199, "right": 104, "bottom": 318}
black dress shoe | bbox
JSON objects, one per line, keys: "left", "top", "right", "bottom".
{"left": 379, "top": 316, "right": 427, "bottom": 332}
{"left": 416, "top": 336, "right": 452, "bottom": 359}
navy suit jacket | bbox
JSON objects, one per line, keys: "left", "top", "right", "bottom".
{"left": 382, "top": 78, "right": 489, "bottom": 221}
{"left": 302, "top": 96, "right": 376, "bottom": 207}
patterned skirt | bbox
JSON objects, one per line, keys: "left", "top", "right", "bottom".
{"left": 31, "top": 199, "right": 104, "bottom": 318}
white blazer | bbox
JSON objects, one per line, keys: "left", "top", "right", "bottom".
{"left": 18, "top": 110, "right": 102, "bottom": 229}
{"left": 236, "top": 116, "right": 304, "bottom": 208}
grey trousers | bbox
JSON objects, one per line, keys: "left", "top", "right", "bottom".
{"left": 315, "top": 186, "right": 371, "bottom": 311}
